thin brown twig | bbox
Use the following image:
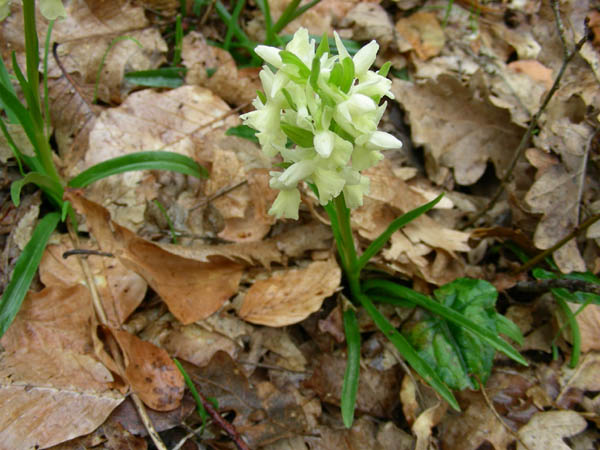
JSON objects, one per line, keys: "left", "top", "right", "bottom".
{"left": 513, "top": 278, "right": 600, "bottom": 295}
{"left": 193, "top": 387, "right": 251, "bottom": 450}
{"left": 461, "top": 19, "right": 590, "bottom": 230}
{"left": 513, "top": 213, "right": 600, "bottom": 274}
{"left": 191, "top": 179, "right": 248, "bottom": 211}
{"left": 52, "top": 42, "right": 97, "bottom": 114}
{"left": 62, "top": 248, "right": 115, "bottom": 258}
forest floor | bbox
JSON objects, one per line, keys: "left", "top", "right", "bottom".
{"left": 1, "top": 0, "right": 600, "bottom": 449}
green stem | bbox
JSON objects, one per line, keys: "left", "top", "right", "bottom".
{"left": 23, "top": 0, "right": 41, "bottom": 120}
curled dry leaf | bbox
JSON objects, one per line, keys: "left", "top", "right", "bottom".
{"left": 39, "top": 235, "right": 147, "bottom": 326}
{"left": 392, "top": 75, "right": 522, "bottom": 186}
{"left": 0, "top": 284, "right": 123, "bottom": 448}
{"left": 395, "top": 12, "right": 445, "bottom": 60}
{"left": 239, "top": 258, "right": 341, "bottom": 327}
{"left": 109, "top": 329, "right": 184, "bottom": 411}
{"left": 517, "top": 411, "right": 587, "bottom": 450}
{"left": 66, "top": 190, "right": 244, "bottom": 324}
{"left": 0, "top": 349, "right": 123, "bottom": 449}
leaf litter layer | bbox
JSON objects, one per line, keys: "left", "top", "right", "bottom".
{"left": 1, "top": 0, "right": 600, "bottom": 448}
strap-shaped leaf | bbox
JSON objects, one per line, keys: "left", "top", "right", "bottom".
{"left": 356, "top": 194, "right": 444, "bottom": 271}
{"left": 11, "top": 171, "right": 64, "bottom": 207}
{"left": 0, "top": 212, "right": 60, "bottom": 338}
{"left": 280, "top": 51, "right": 311, "bottom": 79}
{"left": 356, "top": 291, "right": 460, "bottom": 411}
{"left": 341, "top": 306, "right": 360, "bottom": 428}
{"left": 68, "top": 151, "right": 208, "bottom": 188}
{"left": 340, "top": 57, "right": 355, "bottom": 93}
{"left": 363, "top": 279, "right": 528, "bottom": 366}
{"left": 0, "top": 81, "right": 39, "bottom": 158}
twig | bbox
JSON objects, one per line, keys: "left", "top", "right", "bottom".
{"left": 513, "top": 278, "right": 600, "bottom": 295}
{"left": 191, "top": 179, "right": 248, "bottom": 211}
{"left": 575, "top": 129, "right": 599, "bottom": 222}
{"left": 192, "top": 387, "right": 250, "bottom": 450}
{"left": 476, "top": 376, "right": 531, "bottom": 450}
{"left": 62, "top": 248, "right": 115, "bottom": 258}
{"left": 52, "top": 42, "right": 97, "bottom": 114}
{"left": 67, "top": 227, "right": 168, "bottom": 450}
{"left": 513, "top": 213, "right": 600, "bottom": 274}
{"left": 461, "top": 17, "right": 590, "bottom": 230}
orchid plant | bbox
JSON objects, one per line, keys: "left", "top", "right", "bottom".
{"left": 242, "top": 28, "right": 528, "bottom": 427}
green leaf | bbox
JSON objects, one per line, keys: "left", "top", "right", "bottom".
{"left": 341, "top": 307, "right": 360, "bottom": 428}
{"left": 68, "top": 151, "right": 208, "bottom": 188}
{"left": 0, "top": 212, "right": 60, "bottom": 338}
{"left": 309, "top": 56, "right": 321, "bottom": 93}
{"left": 398, "top": 278, "right": 524, "bottom": 390}
{"left": 315, "top": 32, "right": 330, "bottom": 59}
{"left": 281, "top": 88, "right": 298, "bottom": 111}
{"left": 124, "top": 67, "right": 186, "bottom": 88}
{"left": 225, "top": 125, "right": 259, "bottom": 143}
{"left": 356, "top": 291, "right": 460, "bottom": 410}
{"left": 553, "top": 289, "right": 581, "bottom": 368}
{"left": 280, "top": 50, "right": 311, "bottom": 79}
{"left": 378, "top": 61, "right": 391, "bottom": 78}
{"left": 356, "top": 194, "right": 444, "bottom": 271}
{"left": 0, "top": 56, "right": 19, "bottom": 123}
{"left": 362, "top": 278, "right": 528, "bottom": 367}
{"left": 11, "top": 171, "right": 64, "bottom": 207}
{"left": 340, "top": 57, "right": 355, "bottom": 93}
{"left": 280, "top": 122, "right": 314, "bottom": 148}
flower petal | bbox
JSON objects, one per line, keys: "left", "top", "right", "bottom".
{"left": 312, "top": 167, "right": 346, "bottom": 204}
{"left": 314, "top": 130, "right": 335, "bottom": 158}
{"left": 368, "top": 131, "right": 403, "bottom": 149}
{"left": 269, "top": 189, "right": 301, "bottom": 219}
{"left": 255, "top": 45, "right": 283, "bottom": 68}
{"left": 353, "top": 40, "right": 378, "bottom": 75}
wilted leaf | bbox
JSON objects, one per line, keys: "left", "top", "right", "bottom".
{"left": 392, "top": 75, "right": 522, "bottom": 186}
{"left": 517, "top": 411, "right": 587, "bottom": 450}
{"left": 110, "top": 329, "right": 184, "bottom": 411}
{"left": 0, "top": 348, "right": 122, "bottom": 449}
{"left": 239, "top": 258, "right": 341, "bottom": 326}
{"left": 304, "top": 353, "right": 402, "bottom": 419}
{"left": 66, "top": 191, "right": 244, "bottom": 324}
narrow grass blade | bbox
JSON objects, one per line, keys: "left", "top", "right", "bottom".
{"left": 173, "top": 14, "right": 183, "bottom": 65}
{"left": 224, "top": 0, "right": 247, "bottom": 50}
{"left": 553, "top": 289, "right": 581, "bottom": 368}
{"left": 173, "top": 359, "right": 210, "bottom": 430}
{"left": 341, "top": 307, "right": 360, "bottom": 428}
{"left": 225, "top": 125, "right": 258, "bottom": 143}
{"left": 153, "top": 199, "right": 178, "bottom": 244}
{"left": 0, "top": 57, "right": 19, "bottom": 123}
{"left": 68, "top": 151, "right": 208, "bottom": 188}
{"left": 11, "top": 171, "right": 64, "bottom": 207}
{"left": 12, "top": 53, "right": 43, "bottom": 130}
{"left": 215, "top": 1, "right": 252, "bottom": 48}
{"left": 356, "top": 292, "right": 460, "bottom": 411}
{"left": 0, "top": 212, "right": 60, "bottom": 338}
{"left": 124, "top": 67, "right": 186, "bottom": 88}
{"left": 363, "top": 279, "right": 528, "bottom": 366}
{"left": 273, "top": 0, "right": 321, "bottom": 34}
{"left": 356, "top": 194, "right": 444, "bottom": 271}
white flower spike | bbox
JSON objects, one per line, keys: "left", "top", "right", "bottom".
{"left": 241, "top": 28, "right": 402, "bottom": 219}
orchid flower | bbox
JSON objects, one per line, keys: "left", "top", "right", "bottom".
{"left": 241, "top": 28, "right": 402, "bottom": 219}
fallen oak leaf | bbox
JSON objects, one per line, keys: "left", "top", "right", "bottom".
{"left": 65, "top": 190, "right": 244, "bottom": 323}
{"left": 517, "top": 411, "right": 587, "bottom": 450}
{"left": 239, "top": 258, "right": 341, "bottom": 327}
{"left": 109, "top": 328, "right": 184, "bottom": 411}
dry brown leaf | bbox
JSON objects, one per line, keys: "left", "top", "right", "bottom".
{"left": 341, "top": 3, "right": 395, "bottom": 49}
{"left": 153, "top": 322, "right": 241, "bottom": 368}
{"left": 304, "top": 353, "right": 402, "bottom": 419}
{"left": 556, "top": 353, "right": 600, "bottom": 410}
{"left": 76, "top": 86, "right": 237, "bottom": 230}
{"left": 524, "top": 163, "right": 585, "bottom": 273}
{"left": 66, "top": 191, "right": 244, "bottom": 324}
{"left": 110, "top": 329, "right": 184, "bottom": 411}
{"left": 517, "top": 411, "right": 587, "bottom": 450}
{"left": 182, "top": 31, "right": 261, "bottom": 107}
{"left": 392, "top": 75, "right": 523, "bottom": 186}
{"left": 0, "top": 284, "right": 94, "bottom": 355}
{"left": 395, "top": 12, "right": 445, "bottom": 60}
{"left": 239, "top": 258, "right": 341, "bottom": 327}
{"left": 571, "top": 306, "right": 600, "bottom": 353}
{"left": 261, "top": 328, "right": 307, "bottom": 372}
{"left": 413, "top": 401, "right": 448, "bottom": 450}
{"left": 0, "top": 349, "right": 122, "bottom": 449}
{"left": 39, "top": 235, "right": 147, "bottom": 326}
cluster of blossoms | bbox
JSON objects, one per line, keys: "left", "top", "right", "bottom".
{"left": 241, "top": 28, "right": 402, "bottom": 219}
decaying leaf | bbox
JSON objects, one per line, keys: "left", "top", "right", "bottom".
{"left": 110, "top": 329, "right": 184, "bottom": 411}
{"left": 517, "top": 411, "right": 587, "bottom": 450}
{"left": 0, "top": 349, "right": 123, "bottom": 449}
{"left": 66, "top": 191, "right": 244, "bottom": 324}
{"left": 392, "top": 75, "right": 523, "bottom": 186}
{"left": 239, "top": 258, "right": 341, "bottom": 326}
{"left": 395, "top": 12, "right": 445, "bottom": 60}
